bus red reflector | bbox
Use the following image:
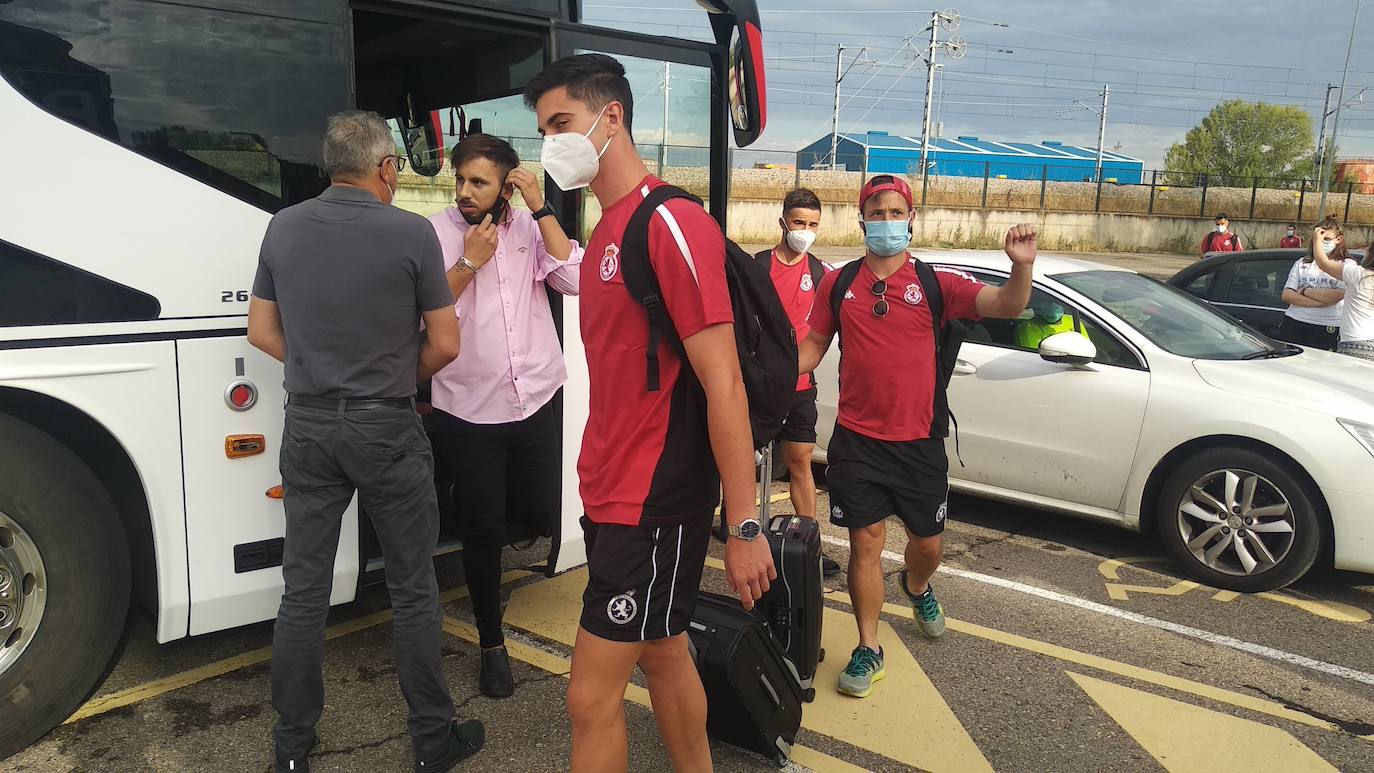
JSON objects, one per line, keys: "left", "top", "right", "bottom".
{"left": 226, "top": 434, "right": 265, "bottom": 458}
{"left": 225, "top": 379, "right": 258, "bottom": 411}
{"left": 266, "top": 485, "right": 285, "bottom": 499}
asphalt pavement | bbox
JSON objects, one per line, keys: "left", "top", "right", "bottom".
{"left": 10, "top": 481, "right": 1374, "bottom": 772}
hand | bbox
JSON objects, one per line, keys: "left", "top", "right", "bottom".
{"left": 463, "top": 214, "right": 498, "bottom": 268}
{"left": 1314, "top": 225, "right": 1335, "bottom": 243}
{"left": 724, "top": 535, "right": 776, "bottom": 611}
{"left": 1004, "top": 223, "right": 1038, "bottom": 266}
{"left": 506, "top": 167, "right": 544, "bottom": 213}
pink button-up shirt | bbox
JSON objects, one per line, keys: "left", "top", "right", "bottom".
{"left": 428, "top": 207, "right": 583, "bottom": 424}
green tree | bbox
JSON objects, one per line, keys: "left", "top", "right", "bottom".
{"left": 1163, "top": 100, "right": 1316, "bottom": 183}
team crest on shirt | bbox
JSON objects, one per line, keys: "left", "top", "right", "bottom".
{"left": 600, "top": 244, "right": 620, "bottom": 282}
{"left": 904, "top": 283, "right": 923, "bottom": 306}
{"left": 800, "top": 272, "right": 814, "bottom": 292}
{"left": 607, "top": 590, "right": 638, "bottom": 624}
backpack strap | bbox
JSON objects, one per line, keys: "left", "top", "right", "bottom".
{"left": 827, "top": 259, "right": 864, "bottom": 340}
{"left": 912, "top": 259, "right": 945, "bottom": 353}
{"left": 619, "top": 184, "right": 702, "bottom": 392}
{"left": 807, "top": 254, "right": 826, "bottom": 294}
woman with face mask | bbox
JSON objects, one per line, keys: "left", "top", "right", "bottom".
{"left": 1277, "top": 225, "right": 1346, "bottom": 351}
{"left": 1309, "top": 224, "right": 1374, "bottom": 361}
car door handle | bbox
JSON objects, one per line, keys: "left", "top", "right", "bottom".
{"left": 953, "top": 359, "right": 977, "bottom": 375}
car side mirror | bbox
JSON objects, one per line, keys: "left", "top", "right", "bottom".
{"left": 1039, "top": 331, "right": 1097, "bottom": 366}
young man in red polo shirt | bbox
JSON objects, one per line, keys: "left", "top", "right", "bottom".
{"left": 756, "top": 188, "right": 841, "bottom": 576}
{"left": 801, "top": 175, "right": 1037, "bottom": 698}
{"left": 524, "top": 54, "right": 774, "bottom": 772}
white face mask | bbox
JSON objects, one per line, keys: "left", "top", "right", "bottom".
{"left": 540, "top": 104, "right": 613, "bottom": 191}
{"left": 784, "top": 228, "right": 816, "bottom": 255}
{"left": 1216, "top": 224, "right": 1228, "bottom": 234}
{"left": 1323, "top": 239, "right": 1336, "bottom": 255}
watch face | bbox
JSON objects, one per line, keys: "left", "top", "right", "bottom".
{"left": 739, "top": 520, "right": 762, "bottom": 540}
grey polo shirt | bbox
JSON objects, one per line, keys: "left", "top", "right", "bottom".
{"left": 252, "top": 185, "right": 454, "bottom": 399}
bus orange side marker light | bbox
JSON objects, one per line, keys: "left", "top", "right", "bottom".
{"left": 266, "top": 485, "right": 285, "bottom": 499}
{"left": 226, "top": 434, "right": 266, "bottom": 458}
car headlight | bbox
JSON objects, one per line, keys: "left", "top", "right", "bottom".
{"left": 1339, "top": 419, "right": 1374, "bottom": 460}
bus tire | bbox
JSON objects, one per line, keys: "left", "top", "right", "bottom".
{"left": 0, "top": 413, "right": 130, "bottom": 759}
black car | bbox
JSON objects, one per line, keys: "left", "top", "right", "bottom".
{"left": 1167, "top": 249, "right": 1308, "bottom": 338}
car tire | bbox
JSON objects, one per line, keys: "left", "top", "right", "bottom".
{"left": 1156, "top": 446, "right": 1320, "bottom": 593}
{"left": 0, "top": 414, "right": 130, "bottom": 759}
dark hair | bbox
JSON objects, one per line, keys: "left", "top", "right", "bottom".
{"left": 1305, "top": 221, "right": 1348, "bottom": 263}
{"left": 783, "top": 188, "right": 822, "bottom": 214}
{"left": 450, "top": 134, "right": 520, "bottom": 177}
{"left": 1214, "top": 213, "right": 1229, "bottom": 221}
{"left": 523, "top": 53, "right": 634, "bottom": 134}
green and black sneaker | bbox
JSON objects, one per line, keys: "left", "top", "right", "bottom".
{"left": 902, "top": 571, "right": 946, "bottom": 639}
{"left": 836, "top": 645, "right": 886, "bottom": 698}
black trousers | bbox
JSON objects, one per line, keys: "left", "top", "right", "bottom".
{"left": 431, "top": 399, "right": 560, "bottom": 648}
{"left": 1276, "top": 316, "right": 1340, "bottom": 351}
{"left": 273, "top": 400, "right": 454, "bottom": 761}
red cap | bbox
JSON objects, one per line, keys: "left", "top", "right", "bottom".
{"left": 859, "top": 175, "right": 913, "bottom": 211}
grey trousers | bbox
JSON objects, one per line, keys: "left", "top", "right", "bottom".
{"left": 272, "top": 400, "right": 455, "bottom": 761}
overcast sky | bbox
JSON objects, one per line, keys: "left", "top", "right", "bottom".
{"left": 581, "top": 0, "right": 1374, "bottom": 169}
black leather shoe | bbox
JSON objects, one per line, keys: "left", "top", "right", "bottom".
{"left": 479, "top": 647, "right": 514, "bottom": 698}
{"left": 416, "top": 720, "right": 485, "bottom": 772}
{"left": 275, "top": 734, "right": 318, "bottom": 773}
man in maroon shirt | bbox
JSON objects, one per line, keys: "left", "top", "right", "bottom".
{"left": 1280, "top": 224, "right": 1303, "bottom": 248}
{"left": 1201, "top": 213, "right": 1244, "bottom": 255}
{"left": 800, "top": 175, "right": 1037, "bottom": 698}
{"left": 755, "top": 188, "right": 841, "bottom": 576}
{"left": 525, "top": 54, "right": 774, "bottom": 772}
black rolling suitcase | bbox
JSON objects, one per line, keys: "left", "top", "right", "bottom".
{"left": 688, "top": 591, "right": 804, "bottom": 768}
{"left": 758, "top": 514, "right": 824, "bottom": 701}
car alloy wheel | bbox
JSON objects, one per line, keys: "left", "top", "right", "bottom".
{"left": 0, "top": 508, "right": 46, "bottom": 679}
{"left": 1176, "top": 468, "right": 1295, "bottom": 577}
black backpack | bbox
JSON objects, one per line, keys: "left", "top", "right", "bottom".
{"left": 754, "top": 248, "right": 828, "bottom": 390}
{"left": 827, "top": 257, "right": 967, "bottom": 439}
{"left": 620, "top": 185, "right": 799, "bottom": 451}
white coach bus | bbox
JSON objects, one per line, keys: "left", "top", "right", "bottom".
{"left": 0, "top": 0, "right": 768, "bottom": 755}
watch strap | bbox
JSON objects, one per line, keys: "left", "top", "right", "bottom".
{"left": 531, "top": 203, "right": 556, "bottom": 220}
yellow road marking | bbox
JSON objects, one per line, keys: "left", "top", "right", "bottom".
{"left": 445, "top": 615, "right": 862, "bottom": 768}
{"left": 66, "top": 571, "right": 529, "bottom": 724}
{"left": 1098, "top": 556, "right": 1167, "bottom": 581}
{"left": 1213, "top": 590, "right": 1242, "bottom": 602}
{"left": 1070, "top": 672, "right": 1340, "bottom": 772}
{"left": 1256, "top": 592, "right": 1371, "bottom": 624}
{"left": 1105, "top": 579, "right": 1201, "bottom": 601}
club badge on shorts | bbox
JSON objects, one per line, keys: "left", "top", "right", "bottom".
{"left": 600, "top": 244, "right": 620, "bottom": 282}
{"left": 830, "top": 503, "right": 846, "bottom": 523}
{"left": 607, "top": 590, "right": 638, "bottom": 624}
{"left": 904, "top": 283, "right": 923, "bottom": 306}
{"left": 936, "top": 501, "right": 947, "bottom": 523}
{"left": 800, "top": 272, "right": 814, "bottom": 292}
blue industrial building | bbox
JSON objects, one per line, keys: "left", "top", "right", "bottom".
{"left": 797, "top": 132, "right": 1145, "bottom": 184}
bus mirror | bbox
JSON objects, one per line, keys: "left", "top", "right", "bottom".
{"left": 399, "top": 97, "right": 444, "bottom": 177}
{"left": 698, "top": 1, "right": 767, "bottom": 146}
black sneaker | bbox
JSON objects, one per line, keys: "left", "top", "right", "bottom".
{"left": 416, "top": 720, "right": 485, "bottom": 772}
{"left": 821, "top": 552, "right": 842, "bottom": 577}
{"left": 275, "top": 734, "right": 318, "bottom": 773}
{"left": 479, "top": 647, "right": 514, "bottom": 698}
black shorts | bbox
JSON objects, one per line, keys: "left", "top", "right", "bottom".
{"left": 778, "top": 387, "right": 819, "bottom": 445}
{"left": 579, "top": 515, "right": 711, "bottom": 642}
{"left": 825, "top": 423, "right": 949, "bottom": 538}
{"left": 1276, "top": 317, "right": 1340, "bottom": 352}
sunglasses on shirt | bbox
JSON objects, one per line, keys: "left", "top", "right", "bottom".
{"left": 871, "top": 280, "right": 889, "bottom": 318}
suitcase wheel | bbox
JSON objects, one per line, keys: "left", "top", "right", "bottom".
{"left": 818, "top": 647, "right": 825, "bottom": 663}
{"left": 803, "top": 687, "right": 816, "bottom": 703}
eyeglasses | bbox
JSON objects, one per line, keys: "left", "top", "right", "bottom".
{"left": 870, "top": 279, "right": 889, "bottom": 318}
{"left": 379, "top": 154, "right": 407, "bottom": 173}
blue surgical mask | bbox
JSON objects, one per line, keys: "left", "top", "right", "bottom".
{"left": 863, "top": 219, "right": 910, "bottom": 257}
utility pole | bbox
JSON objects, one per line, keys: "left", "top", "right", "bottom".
{"left": 919, "top": 8, "right": 964, "bottom": 179}
{"left": 827, "top": 44, "right": 871, "bottom": 170}
{"left": 658, "top": 62, "right": 671, "bottom": 175}
{"left": 1094, "top": 84, "right": 1109, "bottom": 183}
{"left": 1320, "top": 0, "right": 1361, "bottom": 221}
{"left": 1315, "top": 84, "right": 1335, "bottom": 181}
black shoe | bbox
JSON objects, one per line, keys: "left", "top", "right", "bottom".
{"left": 821, "top": 552, "right": 842, "bottom": 578}
{"left": 275, "top": 734, "right": 318, "bottom": 773}
{"left": 479, "top": 647, "right": 514, "bottom": 699}
{"left": 416, "top": 720, "right": 485, "bottom": 772}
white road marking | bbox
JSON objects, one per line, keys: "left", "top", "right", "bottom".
{"left": 818, "top": 533, "right": 1374, "bottom": 688}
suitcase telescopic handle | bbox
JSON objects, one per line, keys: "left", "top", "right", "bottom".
{"left": 758, "top": 673, "right": 782, "bottom": 708}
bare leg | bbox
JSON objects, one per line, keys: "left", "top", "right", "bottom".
{"left": 903, "top": 530, "right": 944, "bottom": 595}
{"left": 781, "top": 441, "right": 817, "bottom": 519}
{"left": 567, "top": 626, "right": 642, "bottom": 773}
{"left": 640, "top": 634, "right": 712, "bottom": 772}
{"left": 848, "top": 520, "right": 888, "bottom": 649}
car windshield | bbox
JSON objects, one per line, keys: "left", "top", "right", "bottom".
{"left": 1053, "top": 270, "right": 1292, "bottom": 360}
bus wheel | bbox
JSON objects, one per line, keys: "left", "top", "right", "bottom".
{"left": 0, "top": 414, "right": 130, "bottom": 759}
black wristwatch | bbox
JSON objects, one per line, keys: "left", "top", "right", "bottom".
{"left": 530, "top": 202, "right": 556, "bottom": 221}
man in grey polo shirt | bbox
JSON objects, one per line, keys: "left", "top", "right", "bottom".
{"left": 248, "top": 110, "right": 482, "bottom": 773}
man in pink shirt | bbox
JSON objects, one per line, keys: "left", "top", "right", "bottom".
{"left": 427, "top": 134, "right": 582, "bottom": 698}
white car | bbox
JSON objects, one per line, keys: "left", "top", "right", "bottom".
{"left": 814, "top": 253, "right": 1374, "bottom": 592}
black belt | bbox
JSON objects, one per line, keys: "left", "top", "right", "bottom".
{"left": 288, "top": 394, "right": 415, "bottom": 412}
